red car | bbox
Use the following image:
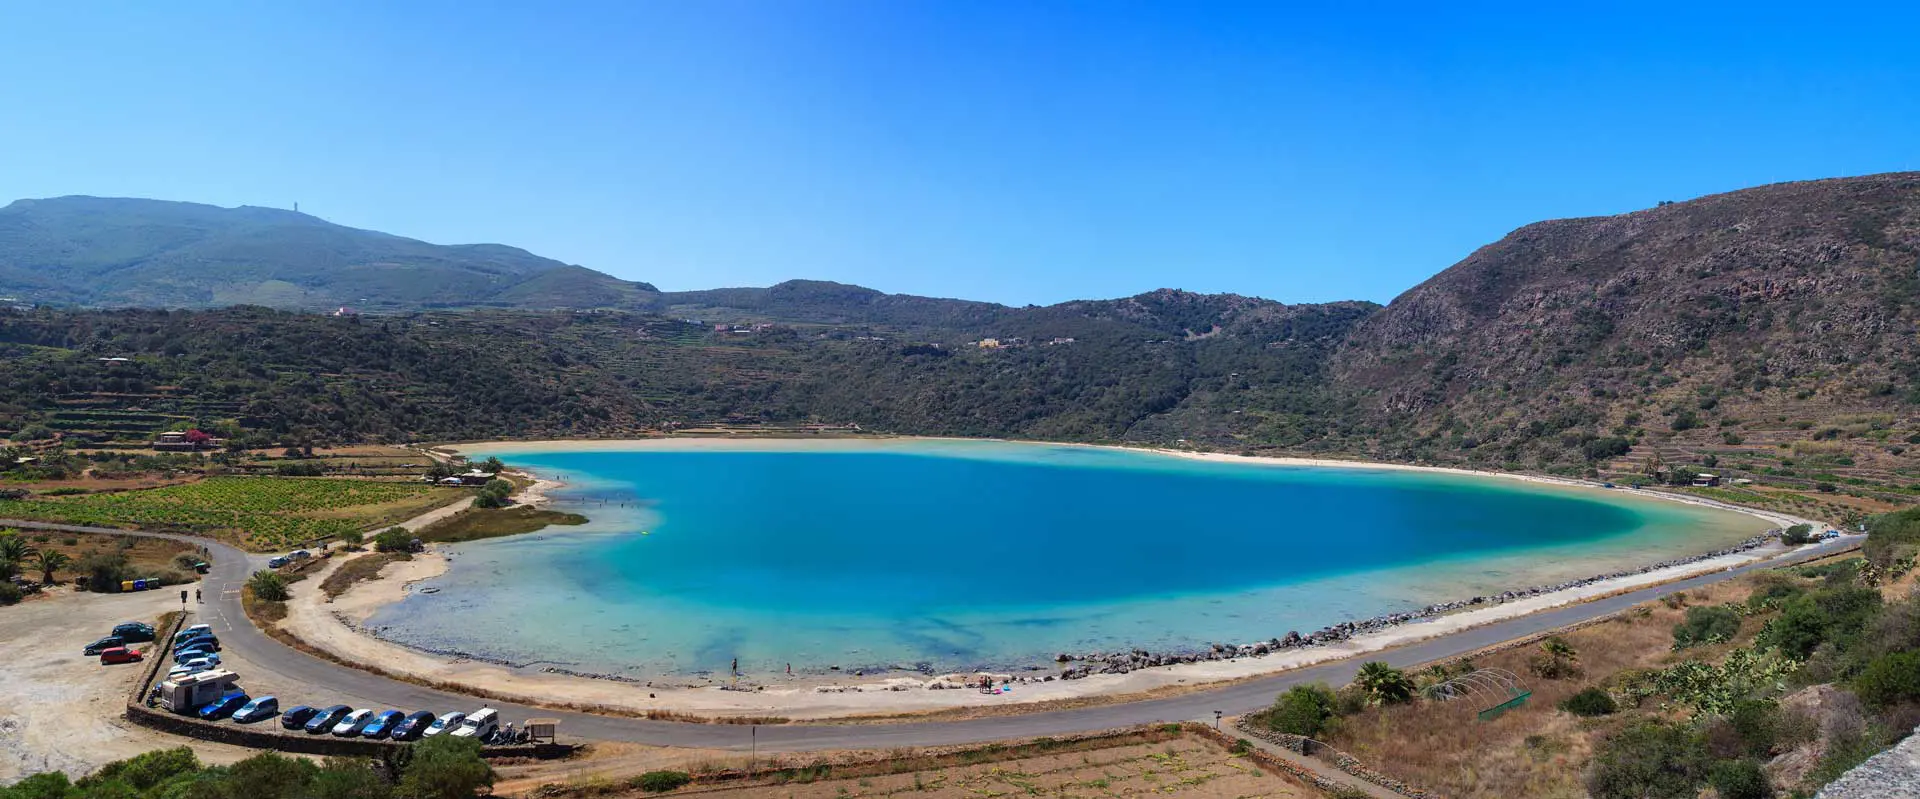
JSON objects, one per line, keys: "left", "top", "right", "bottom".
{"left": 99, "top": 647, "right": 144, "bottom": 665}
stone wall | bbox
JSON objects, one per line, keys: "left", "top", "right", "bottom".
{"left": 1234, "top": 719, "right": 1436, "bottom": 798}
{"left": 1184, "top": 724, "right": 1361, "bottom": 796}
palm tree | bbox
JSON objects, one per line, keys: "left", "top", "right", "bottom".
{"left": 1355, "top": 661, "right": 1415, "bottom": 705}
{"left": 33, "top": 551, "right": 71, "bottom": 585}
{"left": 0, "top": 534, "right": 37, "bottom": 564}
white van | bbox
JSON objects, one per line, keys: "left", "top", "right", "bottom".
{"left": 450, "top": 707, "right": 498, "bottom": 740}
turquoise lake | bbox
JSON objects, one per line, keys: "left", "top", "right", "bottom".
{"left": 369, "top": 440, "right": 1768, "bottom": 678}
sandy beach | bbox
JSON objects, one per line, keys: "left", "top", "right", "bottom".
{"left": 259, "top": 437, "right": 1836, "bottom": 720}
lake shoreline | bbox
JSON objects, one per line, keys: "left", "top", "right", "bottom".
{"left": 258, "top": 436, "right": 1839, "bottom": 719}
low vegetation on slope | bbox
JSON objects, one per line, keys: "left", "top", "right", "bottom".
{"left": 1246, "top": 511, "right": 1920, "bottom": 798}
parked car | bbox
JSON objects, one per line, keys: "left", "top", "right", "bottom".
{"left": 389, "top": 711, "right": 437, "bottom": 741}
{"left": 304, "top": 705, "right": 353, "bottom": 734}
{"left": 422, "top": 711, "right": 466, "bottom": 737}
{"left": 331, "top": 709, "right": 375, "bottom": 737}
{"left": 174, "top": 648, "right": 219, "bottom": 665}
{"left": 233, "top": 696, "right": 280, "bottom": 724}
{"left": 112, "top": 622, "right": 157, "bottom": 643}
{"left": 267, "top": 556, "right": 290, "bottom": 569}
{"left": 290, "top": 550, "right": 312, "bottom": 561}
{"left": 449, "top": 708, "right": 498, "bottom": 739}
{"left": 361, "top": 710, "right": 405, "bottom": 738}
{"left": 83, "top": 636, "right": 125, "bottom": 656}
{"left": 166, "top": 662, "right": 211, "bottom": 680}
{"left": 280, "top": 705, "right": 320, "bottom": 730}
{"left": 198, "top": 692, "right": 250, "bottom": 720}
{"left": 172, "top": 625, "right": 213, "bottom": 646}
{"left": 174, "top": 634, "right": 220, "bottom": 653}
{"left": 99, "top": 647, "right": 144, "bottom": 665}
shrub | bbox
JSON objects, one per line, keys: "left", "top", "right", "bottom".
{"left": 1854, "top": 651, "right": 1920, "bottom": 708}
{"left": 1672, "top": 605, "right": 1741, "bottom": 649}
{"left": 87, "top": 747, "right": 200, "bottom": 792}
{"left": 1559, "top": 687, "right": 1618, "bottom": 717}
{"left": 247, "top": 571, "right": 290, "bottom": 602}
{"left": 633, "top": 771, "right": 691, "bottom": 793}
{"left": 0, "top": 582, "right": 21, "bottom": 605}
{"left": 172, "top": 554, "right": 203, "bottom": 571}
{"left": 1708, "top": 759, "right": 1773, "bottom": 799}
{"left": 1267, "top": 684, "right": 1337, "bottom": 737}
{"left": 1586, "top": 721, "right": 1709, "bottom": 799}
{"left": 1726, "top": 699, "right": 1783, "bottom": 758}
{"left": 336, "top": 530, "right": 365, "bottom": 547}
{"left": 1758, "top": 586, "right": 1883, "bottom": 659}
{"left": 1781, "top": 524, "right": 1815, "bottom": 545}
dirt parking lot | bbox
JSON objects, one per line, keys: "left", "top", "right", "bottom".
{"left": 0, "top": 587, "right": 259, "bottom": 782}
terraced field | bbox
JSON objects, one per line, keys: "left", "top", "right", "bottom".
{"left": 0, "top": 477, "right": 464, "bottom": 550}
{"left": 685, "top": 735, "right": 1311, "bottom": 798}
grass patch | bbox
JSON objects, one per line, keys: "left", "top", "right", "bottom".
{"left": 414, "top": 506, "right": 588, "bottom": 544}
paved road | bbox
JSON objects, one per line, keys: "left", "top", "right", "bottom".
{"left": 11, "top": 518, "right": 1859, "bottom": 752}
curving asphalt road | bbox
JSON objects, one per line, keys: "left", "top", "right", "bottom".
{"left": 10, "top": 518, "right": 1859, "bottom": 752}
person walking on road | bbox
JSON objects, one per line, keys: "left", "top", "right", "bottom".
{"left": 195, "top": 588, "right": 202, "bottom": 603}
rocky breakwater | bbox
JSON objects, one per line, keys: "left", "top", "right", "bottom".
{"left": 1053, "top": 531, "right": 1780, "bottom": 679}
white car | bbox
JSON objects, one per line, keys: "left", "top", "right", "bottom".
{"left": 166, "top": 661, "right": 212, "bottom": 679}
{"left": 422, "top": 711, "right": 466, "bottom": 737}
{"left": 331, "top": 709, "right": 373, "bottom": 737}
{"left": 449, "top": 708, "right": 497, "bottom": 739}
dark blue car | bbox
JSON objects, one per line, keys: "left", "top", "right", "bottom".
{"left": 198, "top": 692, "right": 249, "bottom": 720}
{"left": 304, "top": 705, "right": 352, "bottom": 734}
{"left": 280, "top": 705, "right": 319, "bottom": 730}
{"left": 389, "top": 711, "right": 437, "bottom": 741}
{"left": 174, "top": 634, "right": 220, "bottom": 653}
{"left": 361, "top": 710, "right": 405, "bottom": 738}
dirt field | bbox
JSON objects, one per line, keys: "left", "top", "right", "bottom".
{"left": 10, "top": 530, "right": 207, "bottom": 586}
{"left": 0, "top": 586, "right": 259, "bottom": 782}
{"left": 606, "top": 735, "right": 1314, "bottom": 799}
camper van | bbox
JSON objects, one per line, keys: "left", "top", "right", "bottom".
{"left": 157, "top": 669, "right": 240, "bottom": 714}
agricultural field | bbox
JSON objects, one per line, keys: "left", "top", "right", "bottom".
{"left": 0, "top": 477, "right": 465, "bottom": 550}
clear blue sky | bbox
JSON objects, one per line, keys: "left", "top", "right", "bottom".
{"left": 3, "top": 2, "right": 1916, "bottom": 306}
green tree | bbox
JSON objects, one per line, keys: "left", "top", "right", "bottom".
{"left": 1267, "top": 684, "right": 1337, "bottom": 737}
{"left": 1586, "top": 721, "right": 1709, "bottom": 799}
{"left": 336, "top": 530, "right": 365, "bottom": 548}
{"left": 79, "top": 552, "right": 133, "bottom": 593}
{"left": 373, "top": 528, "right": 414, "bottom": 552}
{"left": 396, "top": 735, "right": 493, "bottom": 799}
{"left": 479, "top": 457, "right": 505, "bottom": 474}
{"left": 4, "top": 771, "right": 76, "bottom": 799}
{"left": 33, "top": 550, "right": 71, "bottom": 585}
{"left": 1781, "top": 524, "right": 1814, "bottom": 546}
{"left": 86, "top": 747, "right": 200, "bottom": 793}
{"left": 1353, "top": 661, "right": 1414, "bottom": 705}
{"left": 247, "top": 570, "right": 290, "bottom": 602}
{"left": 307, "top": 758, "right": 392, "bottom": 799}
{"left": 219, "top": 752, "right": 321, "bottom": 799}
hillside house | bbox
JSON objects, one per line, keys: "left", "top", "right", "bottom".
{"left": 152, "top": 431, "right": 220, "bottom": 452}
{"left": 431, "top": 470, "right": 498, "bottom": 487}
{"left": 1691, "top": 473, "right": 1721, "bottom": 487}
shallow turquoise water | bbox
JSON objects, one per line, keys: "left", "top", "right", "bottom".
{"left": 370, "top": 440, "right": 1766, "bottom": 677}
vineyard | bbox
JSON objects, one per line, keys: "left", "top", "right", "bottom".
{"left": 0, "top": 477, "right": 465, "bottom": 550}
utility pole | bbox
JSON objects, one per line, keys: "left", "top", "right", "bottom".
{"left": 1213, "top": 710, "right": 1223, "bottom": 730}
{"left": 749, "top": 725, "right": 757, "bottom": 773}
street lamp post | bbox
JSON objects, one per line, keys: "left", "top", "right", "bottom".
{"left": 1213, "top": 710, "right": 1223, "bottom": 730}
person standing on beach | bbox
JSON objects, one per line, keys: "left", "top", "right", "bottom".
{"left": 731, "top": 657, "right": 738, "bottom": 676}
